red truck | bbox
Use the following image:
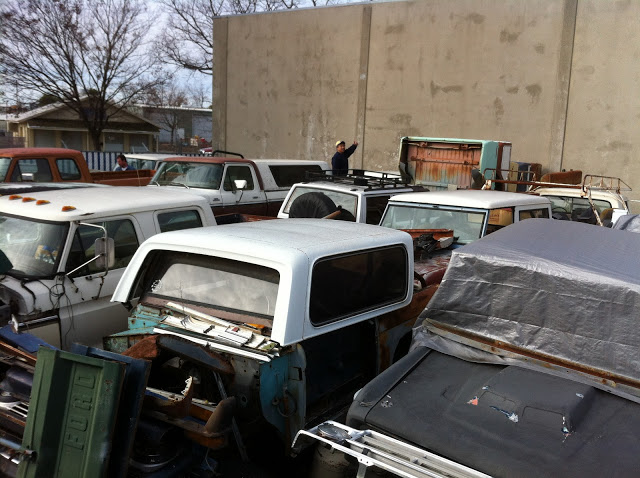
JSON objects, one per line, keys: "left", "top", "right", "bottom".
{"left": 0, "top": 148, "right": 154, "bottom": 186}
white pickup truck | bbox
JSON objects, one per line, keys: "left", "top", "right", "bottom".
{"left": 380, "top": 189, "right": 552, "bottom": 245}
{"left": 105, "top": 219, "right": 424, "bottom": 466}
{"left": 278, "top": 170, "right": 426, "bottom": 224}
{"left": 0, "top": 187, "right": 216, "bottom": 349}
{"left": 149, "top": 153, "right": 329, "bottom": 217}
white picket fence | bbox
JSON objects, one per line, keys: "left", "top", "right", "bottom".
{"left": 81, "top": 151, "right": 204, "bottom": 171}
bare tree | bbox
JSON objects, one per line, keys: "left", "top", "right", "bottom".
{"left": 157, "top": 0, "right": 309, "bottom": 76}
{"left": 0, "top": 0, "right": 165, "bottom": 150}
{"left": 157, "top": 0, "right": 222, "bottom": 75}
{"left": 141, "top": 79, "right": 190, "bottom": 147}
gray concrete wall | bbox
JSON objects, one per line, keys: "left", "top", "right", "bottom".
{"left": 213, "top": 0, "right": 640, "bottom": 204}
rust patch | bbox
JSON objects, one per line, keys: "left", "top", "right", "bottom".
{"left": 430, "top": 321, "right": 640, "bottom": 390}
{"left": 123, "top": 335, "right": 160, "bottom": 359}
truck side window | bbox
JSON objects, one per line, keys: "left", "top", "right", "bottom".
{"left": 366, "top": 195, "right": 391, "bottom": 225}
{"left": 223, "top": 165, "right": 254, "bottom": 191}
{"left": 268, "top": 165, "right": 324, "bottom": 187}
{"left": 158, "top": 210, "right": 203, "bottom": 233}
{"left": 11, "top": 159, "right": 53, "bottom": 182}
{"left": 519, "top": 208, "right": 550, "bottom": 220}
{"left": 67, "top": 219, "right": 139, "bottom": 276}
{"left": 310, "top": 246, "right": 408, "bottom": 325}
{"left": 486, "top": 207, "right": 514, "bottom": 235}
{"left": 56, "top": 158, "right": 82, "bottom": 180}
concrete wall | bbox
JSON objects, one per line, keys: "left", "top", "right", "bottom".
{"left": 214, "top": 0, "right": 640, "bottom": 203}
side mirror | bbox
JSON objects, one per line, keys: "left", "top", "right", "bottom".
{"left": 94, "top": 237, "right": 115, "bottom": 270}
{"left": 21, "top": 173, "right": 35, "bottom": 182}
{"left": 234, "top": 179, "right": 248, "bottom": 191}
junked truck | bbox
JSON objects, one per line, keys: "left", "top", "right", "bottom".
{"left": 0, "top": 148, "right": 155, "bottom": 186}
{"left": 295, "top": 219, "right": 640, "bottom": 478}
{"left": 104, "top": 219, "right": 432, "bottom": 465}
{"left": 398, "top": 137, "right": 512, "bottom": 190}
{"left": 148, "top": 152, "right": 329, "bottom": 216}
{"left": 0, "top": 187, "right": 216, "bottom": 349}
{"left": 278, "top": 170, "right": 427, "bottom": 224}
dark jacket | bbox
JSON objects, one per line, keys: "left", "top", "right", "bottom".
{"left": 331, "top": 143, "right": 357, "bottom": 175}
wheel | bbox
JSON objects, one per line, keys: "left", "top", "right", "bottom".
{"left": 289, "top": 192, "right": 337, "bottom": 218}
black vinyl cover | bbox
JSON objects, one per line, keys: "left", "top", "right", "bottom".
{"left": 348, "top": 348, "right": 640, "bottom": 478}
{"left": 416, "top": 219, "right": 640, "bottom": 397}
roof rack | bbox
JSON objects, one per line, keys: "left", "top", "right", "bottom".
{"left": 304, "top": 169, "right": 415, "bottom": 191}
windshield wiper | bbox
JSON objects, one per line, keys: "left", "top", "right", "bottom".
{"left": 171, "top": 182, "right": 190, "bottom": 189}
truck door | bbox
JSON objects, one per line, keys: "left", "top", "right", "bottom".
{"left": 59, "top": 217, "right": 142, "bottom": 348}
{"left": 219, "top": 164, "right": 267, "bottom": 215}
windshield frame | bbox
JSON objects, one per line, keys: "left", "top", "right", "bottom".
{"left": 152, "top": 161, "right": 224, "bottom": 190}
{"left": 0, "top": 213, "right": 70, "bottom": 279}
{"left": 380, "top": 203, "right": 488, "bottom": 245}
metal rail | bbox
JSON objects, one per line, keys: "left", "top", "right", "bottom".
{"left": 293, "top": 421, "right": 491, "bottom": 478}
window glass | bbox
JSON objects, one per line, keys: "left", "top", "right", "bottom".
{"left": 67, "top": 219, "right": 139, "bottom": 276}
{"left": 282, "top": 187, "right": 358, "bottom": 219}
{"left": 519, "top": 208, "right": 550, "bottom": 220}
{"left": 11, "top": 159, "right": 53, "bottom": 182}
{"left": 268, "top": 165, "right": 324, "bottom": 187}
{"left": 223, "top": 165, "right": 254, "bottom": 191}
{"left": 153, "top": 161, "right": 223, "bottom": 190}
{"left": 547, "top": 195, "right": 612, "bottom": 220}
{"left": 381, "top": 204, "right": 485, "bottom": 244}
{"left": 0, "top": 215, "right": 68, "bottom": 279}
{"left": 56, "top": 158, "right": 82, "bottom": 180}
{"left": 485, "top": 207, "right": 514, "bottom": 235}
{"left": 158, "top": 210, "right": 203, "bottom": 233}
{"left": 310, "top": 246, "right": 407, "bottom": 325}
{"left": 365, "top": 195, "right": 391, "bottom": 225}
{"left": 135, "top": 252, "right": 279, "bottom": 319}
{"left": 61, "top": 131, "right": 83, "bottom": 150}
{"left": 0, "top": 158, "right": 11, "bottom": 181}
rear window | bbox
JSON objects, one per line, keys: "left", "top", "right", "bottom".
{"left": 269, "top": 165, "right": 324, "bottom": 187}
{"left": 56, "top": 158, "right": 82, "bottom": 180}
{"left": 310, "top": 246, "right": 408, "bottom": 325}
{"left": 158, "top": 210, "right": 203, "bottom": 233}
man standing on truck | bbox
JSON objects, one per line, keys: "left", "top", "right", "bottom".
{"left": 331, "top": 140, "right": 358, "bottom": 175}
{"left": 113, "top": 154, "right": 135, "bottom": 171}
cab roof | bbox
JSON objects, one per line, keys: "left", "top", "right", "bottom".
{"left": 0, "top": 147, "right": 84, "bottom": 158}
{"left": 0, "top": 186, "right": 210, "bottom": 222}
{"left": 389, "top": 189, "right": 551, "bottom": 209}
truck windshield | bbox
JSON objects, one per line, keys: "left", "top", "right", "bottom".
{"left": 152, "top": 161, "right": 223, "bottom": 189}
{"left": 381, "top": 204, "right": 485, "bottom": 244}
{"left": 0, "top": 215, "right": 69, "bottom": 278}
{"left": 0, "top": 158, "right": 11, "bottom": 181}
{"left": 136, "top": 251, "right": 279, "bottom": 320}
{"left": 283, "top": 186, "right": 358, "bottom": 218}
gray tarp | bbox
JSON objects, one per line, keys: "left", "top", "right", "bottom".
{"left": 415, "top": 218, "right": 640, "bottom": 400}
{"left": 613, "top": 214, "right": 640, "bottom": 232}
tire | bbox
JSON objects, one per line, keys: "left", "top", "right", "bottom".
{"left": 289, "top": 192, "right": 338, "bottom": 218}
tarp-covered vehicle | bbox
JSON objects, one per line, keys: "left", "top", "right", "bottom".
{"left": 295, "top": 219, "right": 640, "bottom": 477}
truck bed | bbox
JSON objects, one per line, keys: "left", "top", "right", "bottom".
{"left": 90, "top": 169, "right": 154, "bottom": 186}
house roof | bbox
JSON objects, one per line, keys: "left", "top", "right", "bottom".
{"left": 7, "top": 97, "right": 161, "bottom": 131}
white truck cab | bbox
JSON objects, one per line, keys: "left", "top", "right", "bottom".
{"left": 381, "top": 190, "right": 552, "bottom": 246}
{"left": 0, "top": 187, "right": 216, "bottom": 349}
{"left": 278, "top": 171, "right": 427, "bottom": 224}
{"left": 149, "top": 156, "right": 329, "bottom": 217}
{"left": 534, "top": 186, "right": 629, "bottom": 225}
{"left": 107, "top": 219, "right": 417, "bottom": 451}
